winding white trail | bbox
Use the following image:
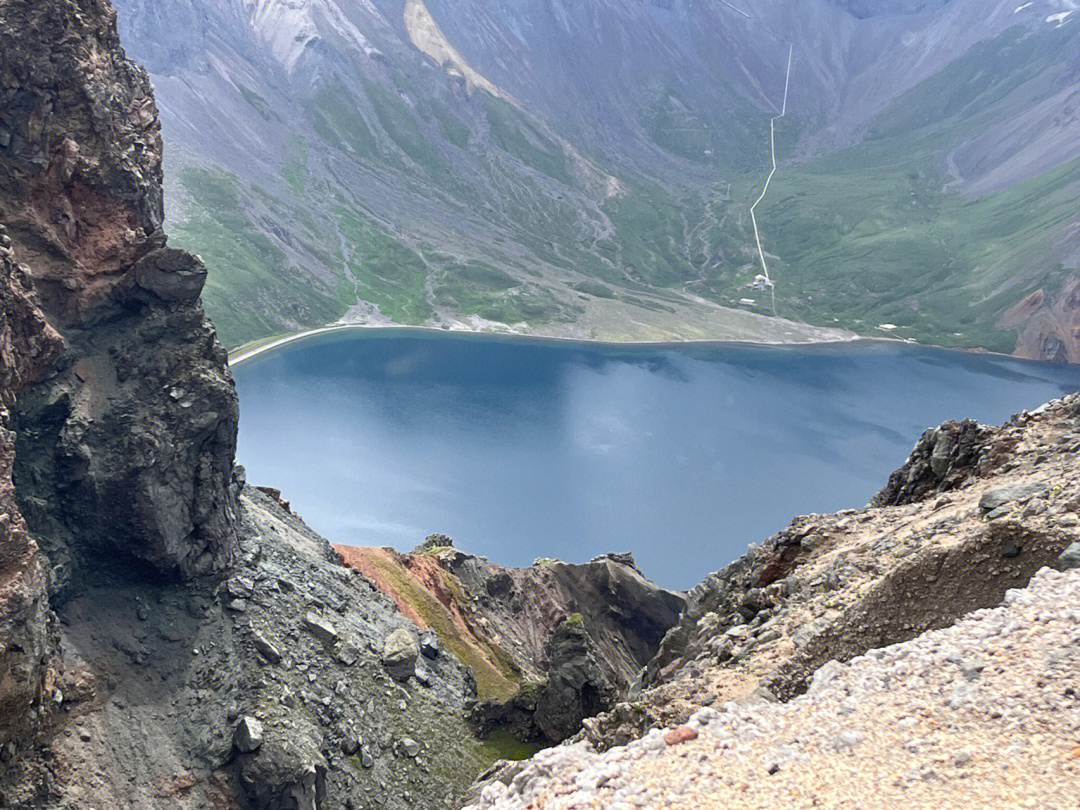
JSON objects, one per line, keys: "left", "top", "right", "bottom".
{"left": 749, "top": 43, "right": 793, "bottom": 315}
{"left": 717, "top": 0, "right": 752, "bottom": 19}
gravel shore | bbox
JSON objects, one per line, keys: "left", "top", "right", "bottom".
{"left": 465, "top": 567, "right": 1080, "bottom": 809}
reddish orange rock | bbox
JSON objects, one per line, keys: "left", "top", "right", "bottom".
{"left": 664, "top": 726, "right": 699, "bottom": 745}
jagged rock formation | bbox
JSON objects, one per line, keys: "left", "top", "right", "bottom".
{"left": 462, "top": 565, "right": 1080, "bottom": 810}
{"left": 573, "top": 394, "right": 1080, "bottom": 750}
{"left": 870, "top": 418, "right": 999, "bottom": 507}
{"left": 335, "top": 543, "right": 686, "bottom": 743}
{"left": 0, "top": 0, "right": 239, "bottom": 586}
{"left": 1010, "top": 276, "right": 1080, "bottom": 364}
{"left": 0, "top": 1, "right": 494, "bottom": 807}
{"left": 0, "top": 229, "right": 63, "bottom": 762}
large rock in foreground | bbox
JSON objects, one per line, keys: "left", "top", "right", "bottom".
{"left": 462, "top": 566, "right": 1080, "bottom": 810}
{"left": 0, "top": 0, "right": 239, "bottom": 583}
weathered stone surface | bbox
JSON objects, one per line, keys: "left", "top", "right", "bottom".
{"left": 0, "top": 0, "right": 239, "bottom": 586}
{"left": 252, "top": 630, "right": 282, "bottom": 664}
{"left": 872, "top": 420, "right": 996, "bottom": 506}
{"left": 1057, "top": 541, "right": 1080, "bottom": 571}
{"left": 978, "top": 481, "right": 1050, "bottom": 512}
{"left": 420, "top": 631, "right": 440, "bottom": 660}
{"left": 0, "top": 232, "right": 63, "bottom": 754}
{"left": 237, "top": 719, "right": 325, "bottom": 810}
{"left": 382, "top": 628, "right": 420, "bottom": 681}
{"left": 533, "top": 617, "right": 618, "bottom": 743}
{"left": 303, "top": 612, "right": 338, "bottom": 644}
{"left": 132, "top": 247, "right": 207, "bottom": 302}
{"left": 234, "top": 716, "right": 264, "bottom": 753}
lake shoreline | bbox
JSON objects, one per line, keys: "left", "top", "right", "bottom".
{"left": 231, "top": 330, "right": 1080, "bottom": 588}
{"left": 227, "top": 321, "right": 935, "bottom": 368}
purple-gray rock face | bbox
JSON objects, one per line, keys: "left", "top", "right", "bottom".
{"left": 0, "top": 0, "right": 240, "bottom": 581}
{"left": 0, "top": 232, "right": 63, "bottom": 758}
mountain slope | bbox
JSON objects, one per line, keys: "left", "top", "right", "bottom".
{"left": 114, "top": 0, "right": 1080, "bottom": 357}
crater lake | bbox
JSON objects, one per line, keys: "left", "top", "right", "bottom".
{"left": 232, "top": 331, "right": 1080, "bottom": 588}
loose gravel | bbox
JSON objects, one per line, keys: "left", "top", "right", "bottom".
{"left": 465, "top": 568, "right": 1080, "bottom": 809}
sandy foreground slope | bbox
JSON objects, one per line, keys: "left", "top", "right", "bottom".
{"left": 464, "top": 566, "right": 1080, "bottom": 810}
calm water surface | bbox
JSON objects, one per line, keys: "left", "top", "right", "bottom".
{"left": 232, "top": 331, "right": 1080, "bottom": 588}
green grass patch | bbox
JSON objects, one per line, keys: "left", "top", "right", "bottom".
{"left": 305, "top": 78, "right": 377, "bottom": 157}
{"left": 334, "top": 203, "right": 432, "bottom": 323}
{"left": 282, "top": 135, "right": 308, "bottom": 194}
{"left": 484, "top": 97, "right": 570, "bottom": 184}
{"left": 475, "top": 730, "right": 544, "bottom": 766}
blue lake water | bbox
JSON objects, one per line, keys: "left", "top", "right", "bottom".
{"left": 232, "top": 330, "right": 1080, "bottom": 589}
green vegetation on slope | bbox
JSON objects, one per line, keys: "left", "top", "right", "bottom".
{"left": 334, "top": 202, "right": 433, "bottom": 324}
{"left": 750, "top": 25, "right": 1080, "bottom": 352}
{"left": 170, "top": 167, "right": 347, "bottom": 348}
{"left": 174, "top": 22, "right": 1079, "bottom": 355}
{"left": 484, "top": 96, "right": 571, "bottom": 184}
{"left": 475, "top": 729, "right": 544, "bottom": 766}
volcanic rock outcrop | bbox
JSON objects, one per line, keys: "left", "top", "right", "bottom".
{"left": 0, "top": 229, "right": 62, "bottom": 762}
{"left": 335, "top": 542, "right": 686, "bottom": 744}
{"left": 0, "top": 0, "right": 239, "bottom": 588}
{"left": 575, "top": 395, "right": 1080, "bottom": 750}
{"left": 0, "top": 2, "right": 491, "bottom": 807}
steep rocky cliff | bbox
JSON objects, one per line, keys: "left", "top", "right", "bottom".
{"left": 0, "top": 2, "right": 500, "bottom": 807}
{"left": 0, "top": 229, "right": 63, "bottom": 765}
{"left": 335, "top": 541, "right": 686, "bottom": 744}
{"left": 0, "top": 0, "right": 239, "bottom": 589}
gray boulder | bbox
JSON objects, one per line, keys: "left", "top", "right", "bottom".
{"left": 237, "top": 723, "right": 326, "bottom": 810}
{"left": 1056, "top": 542, "right": 1080, "bottom": 571}
{"left": 133, "top": 247, "right": 207, "bottom": 302}
{"left": 382, "top": 628, "right": 419, "bottom": 681}
{"left": 234, "top": 716, "right": 264, "bottom": 753}
{"left": 303, "top": 612, "right": 338, "bottom": 644}
{"left": 979, "top": 482, "right": 1050, "bottom": 512}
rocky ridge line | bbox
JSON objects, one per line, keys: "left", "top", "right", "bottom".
{"left": 574, "top": 394, "right": 1080, "bottom": 751}
{"left": 336, "top": 540, "right": 686, "bottom": 745}
{"left": 463, "top": 564, "right": 1080, "bottom": 809}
